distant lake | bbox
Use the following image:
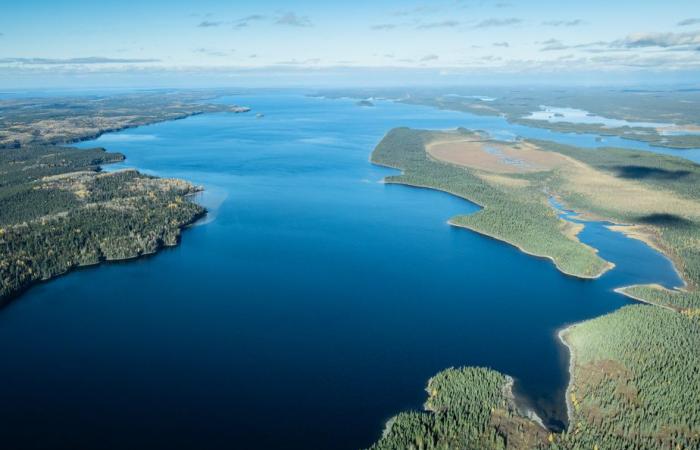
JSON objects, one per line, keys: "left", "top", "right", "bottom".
{"left": 0, "top": 93, "right": 685, "bottom": 450}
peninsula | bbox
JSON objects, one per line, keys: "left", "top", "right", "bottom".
{"left": 367, "top": 126, "right": 700, "bottom": 449}
{"left": 0, "top": 92, "right": 250, "bottom": 304}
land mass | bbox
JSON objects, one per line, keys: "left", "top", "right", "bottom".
{"left": 367, "top": 127, "right": 700, "bottom": 449}
{"left": 318, "top": 87, "right": 700, "bottom": 150}
{"left": 0, "top": 91, "right": 250, "bottom": 304}
{"left": 0, "top": 90, "right": 250, "bottom": 148}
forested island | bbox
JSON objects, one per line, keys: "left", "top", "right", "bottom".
{"left": 367, "top": 127, "right": 700, "bottom": 449}
{"left": 0, "top": 92, "right": 250, "bottom": 303}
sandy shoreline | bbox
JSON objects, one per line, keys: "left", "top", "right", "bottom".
{"left": 556, "top": 325, "right": 576, "bottom": 428}
{"left": 613, "top": 286, "right": 680, "bottom": 312}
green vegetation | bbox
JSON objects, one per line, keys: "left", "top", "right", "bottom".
{"left": 0, "top": 91, "right": 253, "bottom": 303}
{"left": 368, "top": 126, "right": 700, "bottom": 450}
{"left": 319, "top": 87, "right": 700, "bottom": 150}
{"left": 369, "top": 367, "right": 548, "bottom": 450}
{"left": 370, "top": 306, "right": 700, "bottom": 450}
{"left": 618, "top": 285, "right": 700, "bottom": 312}
{"left": 533, "top": 139, "right": 700, "bottom": 310}
{"left": 558, "top": 305, "right": 700, "bottom": 449}
{"left": 0, "top": 90, "right": 250, "bottom": 148}
{"left": 372, "top": 127, "right": 611, "bottom": 278}
{"left": 0, "top": 145, "right": 204, "bottom": 303}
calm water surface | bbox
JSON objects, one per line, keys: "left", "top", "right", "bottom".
{"left": 0, "top": 93, "right": 685, "bottom": 449}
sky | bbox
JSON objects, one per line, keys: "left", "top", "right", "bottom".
{"left": 1, "top": 0, "right": 699, "bottom": 88}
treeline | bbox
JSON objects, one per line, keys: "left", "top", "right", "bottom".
{"left": 0, "top": 145, "right": 204, "bottom": 303}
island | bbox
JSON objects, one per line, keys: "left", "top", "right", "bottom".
{"left": 367, "top": 127, "right": 700, "bottom": 449}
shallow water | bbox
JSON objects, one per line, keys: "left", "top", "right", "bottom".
{"left": 526, "top": 105, "right": 674, "bottom": 129}
{"left": 0, "top": 93, "right": 686, "bottom": 449}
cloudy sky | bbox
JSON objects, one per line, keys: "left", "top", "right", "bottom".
{"left": 1, "top": 0, "right": 699, "bottom": 87}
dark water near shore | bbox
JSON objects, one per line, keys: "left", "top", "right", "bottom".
{"left": 0, "top": 93, "right": 685, "bottom": 449}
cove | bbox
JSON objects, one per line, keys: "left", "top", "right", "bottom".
{"left": 0, "top": 92, "right": 684, "bottom": 450}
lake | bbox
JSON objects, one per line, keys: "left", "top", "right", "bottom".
{"left": 0, "top": 92, "right": 686, "bottom": 449}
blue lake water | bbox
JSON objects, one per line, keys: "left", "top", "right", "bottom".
{"left": 0, "top": 93, "right": 687, "bottom": 449}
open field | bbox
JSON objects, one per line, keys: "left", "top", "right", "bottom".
{"left": 426, "top": 135, "right": 569, "bottom": 174}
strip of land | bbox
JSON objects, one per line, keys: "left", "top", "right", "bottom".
{"left": 0, "top": 90, "right": 250, "bottom": 148}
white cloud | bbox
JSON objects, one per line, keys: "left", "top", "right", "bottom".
{"left": 474, "top": 18, "right": 521, "bottom": 28}
{"left": 678, "top": 18, "right": 700, "bottom": 26}
{"left": 275, "top": 12, "right": 313, "bottom": 27}
{"left": 0, "top": 57, "right": 159, "bottom": 65}
{"left": 616, "top": 31, "right": 700, "bottom": 48}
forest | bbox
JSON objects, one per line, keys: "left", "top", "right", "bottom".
{"left": 0, "top": 90, "right": 250, "bottom": 148}
{"left": 371, "top": 367, "right": 549, "bottom": 450}
{"left": 0, "top": 145, "right": 204, "bottom": 303}
{"left": 367, "top": 127, "right": 700, "bottom": 449}
{"left": 0, "top": 91, "right": 254, "bottom": 303}
{"left": 372, "top": 127, "right": 611, "bottom": 279}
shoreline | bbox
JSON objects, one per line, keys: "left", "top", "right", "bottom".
{"left": 0, "top": 201, "right": 206, "bottom": 309}
{"left": 607, "top": 224, "right": 689, "bottom": 290}
{"left": 377, "top": 178, "right": 613, "bottom": 281}
{"left": 0, "top": 107, "right": 233, "bottom": 307}
{"left": 448, "top": 218, "right": 615, "bottom": 280}
{"left": 613, "top": 286, "right": 681, "bottom": 312}
{"left": 556, "top": 325, "right": 576, "bottom": 429}
{"left": 503, "top": 375, "right": 548, "bottom": 430}
{"left": 6, "top": 104, "right": 251, "bottom": 150}
{"left": 371, "top": 155, "right": 614, "bottom": 281}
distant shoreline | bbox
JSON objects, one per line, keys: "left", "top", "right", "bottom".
{"left": 556, "top": 325, "right": 576, "bottom": 427}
